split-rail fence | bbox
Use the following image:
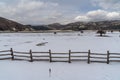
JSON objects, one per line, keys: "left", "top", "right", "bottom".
{"left": 0, "top": 48, "right": 120, "bottom": 64}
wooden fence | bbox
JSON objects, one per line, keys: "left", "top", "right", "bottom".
{"left": 0, "top": 48, "right": 120, "bottom": 64}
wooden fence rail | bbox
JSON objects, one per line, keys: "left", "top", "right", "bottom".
{"left": 0, "top": 48, "right": 120, "bottom": 64}
{"left": 109, "top": 52, "right": 120, "bottom": 62}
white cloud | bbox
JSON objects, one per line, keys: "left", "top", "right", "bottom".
{"left": 107, "top": 12, "right": 120, "bottom": 19}
{"left": 75, "top": 15, "right": 90, "bottom": 22}
{"left": 75, "top": 9, "right": 120, "bottom": 21}
{"left": 17, "top": 0, "right": 45, "bottom": 11}
{"left": 0, "top": 0, "right": 119, "bottom": 24}
{"left": 0, "top": 0, "right": 64, "bottom": 24}
{"left": 91, "top": 0, "right": 120, "bottom": 10}
{"left": 87, "top": 10, "right": 107, "bottom": 20}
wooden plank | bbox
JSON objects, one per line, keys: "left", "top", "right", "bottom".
{"left": 88, "top": 50, "right": 90, "bottom": 64}
{"left": 14, "top": 58, "right": 29, "bottom": 61}
{"left": 32, "top": 55, "right": 49, "bottom": 57}
{"left": 13, "top": 51, "right": 29, "bottom": 54}
{"left": 0, "top": 57, "right": 11, "bottom": 60}
{"left": 107, "top": 51, "right": 110, "bottom": 64}
{"left": 71, "top": 59, "right": 88, "bottom": 61}
{"left": 32, "top": 52, "right": 49, "bottom": 54}
{"left": 51, "top": 60, "right": 68, "bottom": 62}
{"left": 51, "top": 57, "right": 69, "bottom": 58}
{"left": 33, "top": 59, "right": 49, "bottom": 61}
{"left": 49, "top": 50, "right": 52, "bottom": 62}
{"left": 71, "top": 52, "right": 88, "bottom": 54}
{"left": 109, "top": 56, "right": 120, "bottom": 58}
{"left": 14, "top": 55, "right": 30, "bottom": 58}
{"left": 10, "top": 48, "right": 14, "bottom": 60}
{"left": 71, "top": 56, "right": 88, "bottom": 57}
{"left": 0, "top": 54, "right": 11, "bottom": 56}
{"left": 51, "top": 53, "right": 68, "bottom": 55}
{"left": 90, "top": 61, "right": 107, "bottom": 63}
{"left": 109, "top": 60, "right": 120, "bottom": 62}
{"left": 69, "top": 50, "right": 71, "bottom": 63}
{"left": 90, "top": 57, "right": 107, "bottom": 59}
{"left": 110, "top": 53, "right": 120, "bottom": 55}
{"left": 91, "top": 53, "right": 107, "bottom": 55}
{"left": 0, "top": 50, "right": 10, "bottom": 52}
{"left": 30, "top": 50, "right": 33, "bottom": 62}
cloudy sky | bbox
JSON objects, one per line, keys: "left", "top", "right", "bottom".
{"left": 0, "top": 0, "right": 120, "bottom": 24}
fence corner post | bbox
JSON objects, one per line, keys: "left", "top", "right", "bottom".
{"left": 10, "top": 48, "right": 14, "bottom": 60}
{"left": 68, "top": 50, "right": 71, "bottom": 63}
{"left": 30, "top": 49, "right": 33, "bottom": 62}
{"left": 49, "top": 49, "right": 52, "bottom": 62}
{"left": 88, "top": 50, "right": 91, "bottom": 64}
{"left": 107, "top": 50, "right": 110, "bottom": 64}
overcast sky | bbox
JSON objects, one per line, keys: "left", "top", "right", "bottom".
{"left": 0, "top": 0, "right": 120, "bottom": 24}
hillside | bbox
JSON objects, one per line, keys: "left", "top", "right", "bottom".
{"left": 30, "top": 20, "right": 120, "bottom": 30}
{"left": 0, "top": 17, "right": 31, "bottom": 31}
{"left": 0, "top": 16, "right": 120, "bottom": 31}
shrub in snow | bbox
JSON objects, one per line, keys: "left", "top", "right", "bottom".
{"left": 97, "top": 30, "right": 106, "bottom": 36}
{"left": 54, "top": 32, "right": 57, "bottom": 34}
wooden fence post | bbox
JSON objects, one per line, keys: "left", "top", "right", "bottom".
{"left": 49, "top": 50, "right": 52, "bottom": 62}
{"left": 30, "top": 49, "right": 33, "bottom": 62}
{"left": 88, "top": 50, "right": 91, "bottom": 64}
{"left": 107, "top": 51, "right": 110, "bottom": 64}
{"left": 68, "top": 50, "right": 71, "bottom": 63}
{"left": 10, "top": 48, "right": 14, "bottom": 60}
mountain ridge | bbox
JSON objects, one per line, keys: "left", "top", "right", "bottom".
{"left": 0, "top": 17, "right": 120, "bottom": 31}
{"left": 30, "top": 20, "right": 120, "bottom": 30}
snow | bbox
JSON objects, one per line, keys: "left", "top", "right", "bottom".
{"left": 0, "top": 31, "right": 120, "bottom": 80}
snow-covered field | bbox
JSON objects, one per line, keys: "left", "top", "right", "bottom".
{"left": 0, "top": 31, "right": 120, "bottom": 80}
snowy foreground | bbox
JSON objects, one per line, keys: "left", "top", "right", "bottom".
{"left": 0, "top": 31, "right": 120, "bottom": 80}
